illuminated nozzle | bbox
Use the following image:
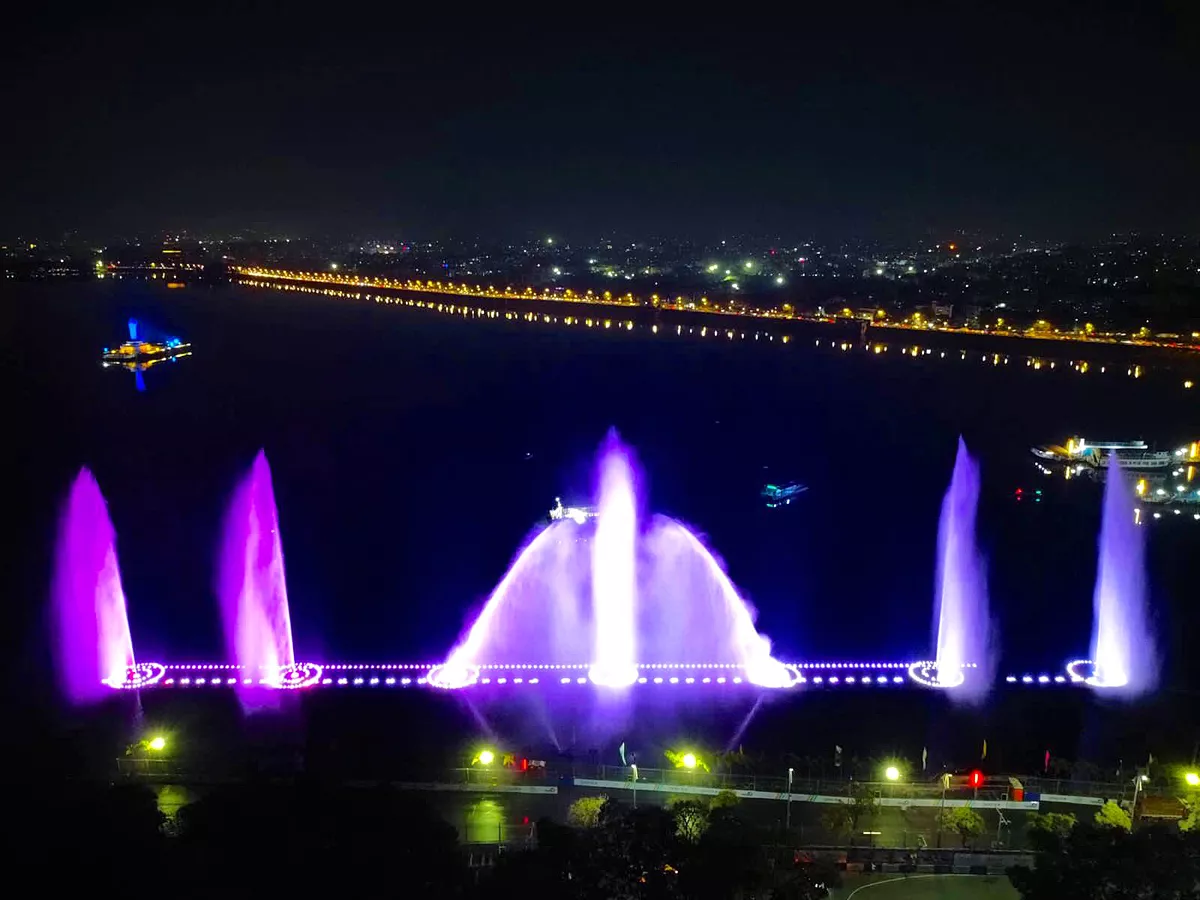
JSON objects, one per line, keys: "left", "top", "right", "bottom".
{"left": 587, "top": 664, "right": 639, "bottom": 687}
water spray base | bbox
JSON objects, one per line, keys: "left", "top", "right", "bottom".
{"left": 106, "top": 659, "right": 1109, "bottom": 692}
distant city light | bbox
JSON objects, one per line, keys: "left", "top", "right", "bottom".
{"left": 743, "top": 261, "right": 754, "bottom": 270}
{"left": 775, "top": 276, "right": 785, "bottom": 285}
{"left": 329, "top": 262, "right": 338, "bottom": 270}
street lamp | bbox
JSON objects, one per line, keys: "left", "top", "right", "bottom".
{"left": 148, "top": 736, "right": 166, "bottom": 752}
{"left": 885, "top": 766, "right": 901, "bottom": 781}
{"left": 477, "top": 749, "right": 495, "bottom": 766}
{"left": 1186, "top": 772, "right": 1200, "bottom": 787}
{"left": 631, "top": 764, "right": 639, "bottom": 808}
{"left": 682, "top": 753, "right": 697, "bottom": 770}
{"left": 786, "top": 767, "right": 794, "bottom": 830}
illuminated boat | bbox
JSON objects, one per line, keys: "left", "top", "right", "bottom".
{"left": 548, "top": 498, "right": 598, "bottom": 524}
{"left": 101, "top": 319, "right": 191, "bottom": 370}
{"left": 762, "top": 481, "right": 808, "bottom": 507}
{"left": 1031, "top": 437, "right": 1171, "bottom": 470}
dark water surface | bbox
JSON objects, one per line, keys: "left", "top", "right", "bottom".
{"left": 8, "top": 281, "right": 1199, "bottom": 768}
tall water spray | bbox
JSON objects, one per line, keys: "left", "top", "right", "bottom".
{"left": 1089, "top": 457, "right": 1156, "bottom": 694}
{"left": 933, "top": 438, "right": 991, "bottom": 698}
{"left": 52, "top": 468, "right": 136, "bottom": 703}
{"left": 588, "top": 436, "right": 639, "bottom": 687}
{"left": 218, "top": 451, "right": 295, "bottom": 685}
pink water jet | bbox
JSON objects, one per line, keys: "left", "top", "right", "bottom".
{"left": 52, "top": 468, "right": 136, "bottom": 704}
{"left": 217, "top": 450, "right": 295, "bottom": 687}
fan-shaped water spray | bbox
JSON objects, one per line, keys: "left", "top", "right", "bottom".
{"left": 933, "top": 438, "right": 991, "bottom": 698}
{"left": 432, "top": 434, "right": 788, "bottom": 688}
{"left": 52, "top": 468, "right": 136, "bottom": 704}
{"left": 1090, "top": 457, "right": 1156, "bottom": 694}
{"left": 217, "top": 450, "right": 295, "bottom": 686}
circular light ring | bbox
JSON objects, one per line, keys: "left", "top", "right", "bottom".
{"left": 276, "top": 662, "right": 323, "bottom": 689}
{"left": 1065, "top": 658, "right": 1125, "bottom": 688}
{"left": 425, "top": 663, "right": 481, "bottom": 689}
{"left": 907, "top": 661, "right": 966, "bottom": 689}
{"left": 111, "top": 662, "right": 166, "bottom": 690}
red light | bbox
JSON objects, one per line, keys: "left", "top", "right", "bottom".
{"left": 522, "top": 816, "right": 530, "bottom": 825}
{"left": 968, "top": 770, "right": 984, "bottom": 788}
{"left": 520, "top": 758, "right": 529, "bottom": 772}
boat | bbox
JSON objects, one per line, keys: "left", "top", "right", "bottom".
{"left": 101, "top": 318, "right": 191, "bottom": 369}
{"left": 548, "top": 498, "right": 599, "bottom": 524}
{"left": 1030, "top": 437, "right": 1172, "bottom": 470}
{"left": 762, "top": 481, "right": 808, "bottom": 508}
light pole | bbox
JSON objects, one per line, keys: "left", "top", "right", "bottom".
{"left": 786, "top": 767, "right": 794, "bottom": 830}
{"left": 631, "top": 764, "right": 639, "bottom": 809}
{"left": 1131, "top": 771, "right": 1148, "bottom": 825}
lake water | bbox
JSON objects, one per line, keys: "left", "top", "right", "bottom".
{"left": 8, "top": 280, "right": 1199, "bottom": 767}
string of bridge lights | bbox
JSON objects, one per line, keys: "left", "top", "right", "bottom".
{"left": 236, "top": 276, "right": 1196, "bottom": 389}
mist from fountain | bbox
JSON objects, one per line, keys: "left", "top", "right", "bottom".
{"left": 1090, "top": 456, "right": 1156, "bottom": 694}
{"left": 52, "top": 468, "right": 136, "bottom": 704}
{"left": 933, "top": 437, "right": 992, "bottom": 699}
{"left": 217, "top": 450, "right": 295, "bottom": 687}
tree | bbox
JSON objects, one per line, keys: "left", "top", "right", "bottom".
{"left": 710, "top": 790, "right": 740, "bottom": 810}
{"left": 938, "top": 806, "right": 986, "bottom": 848}
{"left": 668, "top": 798, "right": 710, "bottom": 843}
{"left": 1010, "top": 822, "right": 1200, "bottom": 900}
{"left": 1094, "top": 800, "right": 1132, "bottom": 832}
{"left": 820, "top": 784, "right": 878, "bottom": 844}
{"left": 1027, "top": 811, "right": 1077, "bottom": 839}
{"left": 568, "top": 795, "right": 608, "bottom": 829}
{"left": 1180, "top": 796, "right": 1200, "bottom": 833}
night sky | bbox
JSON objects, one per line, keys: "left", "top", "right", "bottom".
{"left": 3, "top": 5, "right": 1198, "bottom": 241}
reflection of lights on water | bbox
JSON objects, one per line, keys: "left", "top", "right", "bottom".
{"left": 237, "top": 274, "right": 1189, "bottom": 385}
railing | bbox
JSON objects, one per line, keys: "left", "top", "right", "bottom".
{"left": 114, "top": 759, "right": 1153, "bottom": 803}
{"left": 447, "top": 764, "right": 1151, "bottom": 802}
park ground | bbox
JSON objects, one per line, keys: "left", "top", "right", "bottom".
{"left": 832, "top": 873, "right": 1018, "bottom": 899}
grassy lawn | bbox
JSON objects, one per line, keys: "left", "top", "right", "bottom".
{"left": 831, "top": 873, "right": 1019, "bottom": 899}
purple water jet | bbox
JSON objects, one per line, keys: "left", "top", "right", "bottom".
{"left": 217, "top": 451, "right": 295, "bottom": 686}
{"left": 1089, "top": 458, "right": 1156, "bottom": 693}
{"left": 933, "top": 438, "right": 992, "bottom": 699}
{"left": 52, "top": 468, "right": 136, "bottom": 704}
{"left": 589, "top": 435, "right": 639, "bottom": 687}
{"left": 434, "top": 434, "right": 788, "bottom": 688}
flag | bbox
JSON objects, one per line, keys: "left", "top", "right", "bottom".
{"left": 981, "top": 740, "right": 988, "bottom": 760}
{"left": 922, "top": 747, "right": 928, "bottom": 771}
{"left": 1044, "top": 750, "right": 1050, "bottom": 773}
{"left": 834, "top": 745, "right": 843, "bottom": 768}
{"left": 619, "top": 742, "right": 627, "bottom": 766}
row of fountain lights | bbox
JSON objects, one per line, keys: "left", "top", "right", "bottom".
{"left": 109, "top": 659, "right": 1114, "bottom": 691}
